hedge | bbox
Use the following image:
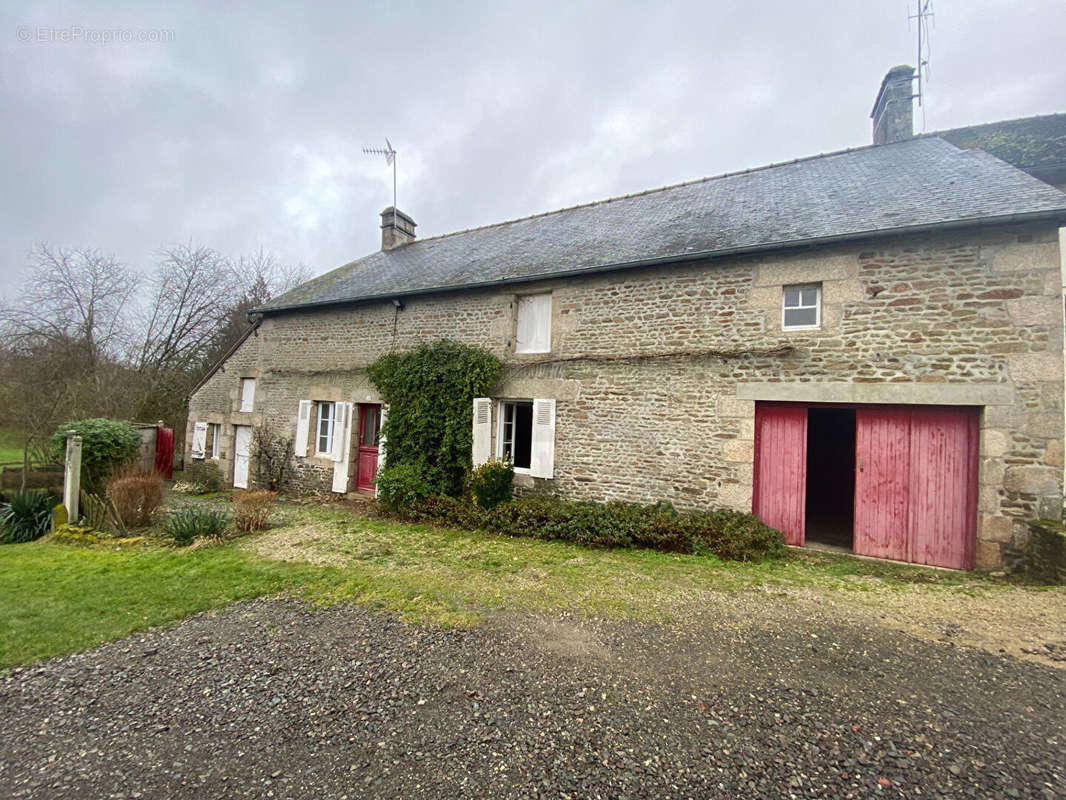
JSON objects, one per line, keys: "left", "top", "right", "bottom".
{"left": 396, "top": 494, "right": 786, "bottom": 562}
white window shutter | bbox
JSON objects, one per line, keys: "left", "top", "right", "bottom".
{"left": 191, "top": 422, "right": 207, "bottom": 459}
{"left": 331, "top": 403, "right": 354, "bottom": 493}
{"left": 515, "top": 294, "right": 552, "bottom": 353}
{"left": 530, "top": 398, "right": 556, "bottom": 479}
{"left": 294, "top": 400, "right": 311, "bottom": 457}
{"left": 472, "top": 398, "right": 492, "bottom": 466}
{"left": 331, "top": 402, "right": 348, "bottom": 462}
{"left": 376, "top": 405, "right": 388, "bottom": 471}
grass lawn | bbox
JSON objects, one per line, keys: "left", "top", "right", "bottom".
{"left": 2, "top": 495, "right": 1060, "bottom": 669}
{"left": 0, "top": 541, "right": 321, "bottom": 667}
{"left": 0, "top": 429, "right": 23, "bottom": 463}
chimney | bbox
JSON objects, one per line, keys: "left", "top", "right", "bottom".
{"left": 380, "top": 206, "right": 416, "bottom": 250}
{"left": 871, "top": 65, "right": 915, "bottom": 145}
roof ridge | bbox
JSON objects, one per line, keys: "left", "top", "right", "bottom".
{"left": 408, "top": 140, "right": 899, "bottom": 245}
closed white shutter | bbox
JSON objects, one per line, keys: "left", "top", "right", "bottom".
{"left": 294, "top": 400, "right": 311, "bottom": 456}
{"left": 530, "top": 398, "right": 556, "bottom": 479}
{"left": 376, "top": 406, "right": 388, "bottom": 471}
{"left": 472, "top": 397, "right": 492, "bottom": 466}
{"left": 331, "top": 402, "right": 354, "bottom": 493}
{"left": 240, "top": 378, "right": 256, "bottom": 411}
{"left": 191, "top": 421, "right": 208, "bottom": 459}
{"left": 515, "top": 294, "right": 552, "bottom": 353}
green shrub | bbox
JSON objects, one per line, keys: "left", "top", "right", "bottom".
{"left": 164, "top": 508, "right": 229, "bottom": 546}
{"left": 470, "top": 459, "right": 514, "bottom": 509}
{"left": 393, "top": 494, "right": 785, "bottom": 562}
{"left": 183, "top": 460, "right": 224, "bottom": 494}
{"left": 376, "top": 461, "right": 436, "bottom": 513}
{"left": 368, "top": 340, "right": 501, "bottom": 499}
{"left": 49, "top": 419, "right": 141, "bottom": 492}
{"left": 0, "top": 490, "right": 57, "bottom": 543}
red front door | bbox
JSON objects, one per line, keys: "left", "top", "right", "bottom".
{"left": 356, "top": 405, "right": 381, "bottom": 492}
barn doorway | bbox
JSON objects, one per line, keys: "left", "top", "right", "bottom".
{"left": 803, "top": 408, "right": 856, "bottom": 550}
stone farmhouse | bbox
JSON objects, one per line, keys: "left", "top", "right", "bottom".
{"left": 187, "top": 66, "right": 1066, "bottom": 570}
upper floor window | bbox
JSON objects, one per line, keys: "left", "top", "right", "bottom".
{"left": 316, "top": 401, "right": 336, "bottom": 455}
{"left": 515, "top": 293, "right": 552, "bottom": 353}
{"left": 782, "top": 284, "right": 821, "bottom": 330}
{"left": 240, "top": 378, "right": 257, "bottom": 411}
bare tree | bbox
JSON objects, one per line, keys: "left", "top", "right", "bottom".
{"left": 0, "top": 244, "right": 138, "bottom": 368}
{"left": 135, "top": 243, "right": 240, "bottom": 373}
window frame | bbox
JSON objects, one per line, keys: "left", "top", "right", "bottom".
{"left": 781, "top": 283, "right": 822, "bottom": 331}
{"left": 315, "top": 401, "right": 336, "bottom": 456}
{"left": 514, "top": 292, "right": 552, "bottom": 354}
{"left": 496, "top": 399, "right": 534, "bottom": 474}
{"left": 209, "top": 423, "right": 221, "bottom": 460}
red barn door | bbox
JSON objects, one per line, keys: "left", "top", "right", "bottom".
{"left": 907, "top": 407, "right": 978, "bottom": 570}
{"left": 753, "top": 404, "right": 807, "bottom": 545}
{"left": 854, "top": 406, "right": 978, "bottom": 570}
{"left": 854, "top": 408, "right": 910, "bottom": 562}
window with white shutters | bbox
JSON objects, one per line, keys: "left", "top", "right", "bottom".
{"left": 493, "top": 397, "right": 555, "bottom": 478}
{"left": 515, "top": 293, "right": 552, "bottom": 353}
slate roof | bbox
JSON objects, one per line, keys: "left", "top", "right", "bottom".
{"left": 260, "top": 136, "right": 1066, "bottom": 314}
{"left": 934, "top": 114, "right": 1066, "bottom": 181}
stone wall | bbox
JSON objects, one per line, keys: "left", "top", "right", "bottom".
{"left": 187, "top": 222, "right": 1065, "bottom": 567}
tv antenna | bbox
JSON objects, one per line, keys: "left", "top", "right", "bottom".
{"left": 909, "top": 0, "right": 934, "bottom": 128}
{"left": 363, "top": 138, "right": 397, "bottom": 227}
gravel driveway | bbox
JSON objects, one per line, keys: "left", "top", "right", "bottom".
{"left": 1, "top": 596, "right": 1063, "bottom": 799}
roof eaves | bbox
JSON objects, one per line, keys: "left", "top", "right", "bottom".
{"left": 186, "top": 320, "right": 261, "bottom": 399}
{"left": 252, "top": 207, "right": 1066, "bottom": 317}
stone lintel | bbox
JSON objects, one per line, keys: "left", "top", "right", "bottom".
{"left": 736, "top": 382, "right": 1013, "bottom": 406}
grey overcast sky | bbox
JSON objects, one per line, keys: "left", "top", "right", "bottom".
{"left": 1, "top": 1, "right": 1063, "bottom": 295}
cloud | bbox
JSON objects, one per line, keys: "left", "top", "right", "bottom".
{"left": 0, "top": 0, "right": 1063, "bottom": 295}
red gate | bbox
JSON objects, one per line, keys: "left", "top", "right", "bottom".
{"left": 154, "top": 426, "right": 174, "bottom": 480}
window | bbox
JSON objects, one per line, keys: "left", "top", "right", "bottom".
{"left": 316, "top": 401, "right": 336, "bottom": 454}
{"left": 498, "top": 400, "right": 534, "bottom": 470}
{"left": 240, "top": 378, "right": 256, "bottom": 411}
{"left": 782, "top": 284, "right": 821, "bottom": 329}
{"left": 209, "top": 423, "right": 221, "bottom": 460}
{"left": 515, "top": 293, "right": 552, "bottom": 353}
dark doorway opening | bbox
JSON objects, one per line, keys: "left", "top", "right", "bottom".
{"left": 805, "top": 408, "right": 856, "bottom": 549}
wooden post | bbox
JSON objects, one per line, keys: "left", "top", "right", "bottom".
{"left": 63, "top": 431, "right": 82, "bottom": 523}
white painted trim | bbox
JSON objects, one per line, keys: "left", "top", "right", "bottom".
{"left": 781, "top": 283, "right": 821, "bottom": 330}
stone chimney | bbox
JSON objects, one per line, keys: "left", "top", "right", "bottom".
{"left": 380, "top": 207, "right": 416, "bottom": 250}
{"left": 871, "top": 65, "right": 915, "bottom": 145}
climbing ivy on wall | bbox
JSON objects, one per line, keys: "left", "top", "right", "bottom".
{"left": 367, "top": 340, "right": 501, "bottom": 500}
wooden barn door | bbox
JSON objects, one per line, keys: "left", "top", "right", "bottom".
{"left": 907, "top": 408, "right": 978, "bottom": 570}
{"left": 854, "top": 406, "right": 978, "bottom": 570}
{"left": 753, "top": 403, "right": 807, "bottom": 545}
{"left": 854, "top": 407, "right": 911, "bottom": 562}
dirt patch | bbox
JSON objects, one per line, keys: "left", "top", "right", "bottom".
{"left": 522, "top": 616, "right": 612, "bottom": 661}
{"left": 243, "top": 523, "right": 350, "bottom": 567}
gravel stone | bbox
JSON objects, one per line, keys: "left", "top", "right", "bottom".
{"left": 1, "top": 597, "right": 1063, "bottom": 799}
